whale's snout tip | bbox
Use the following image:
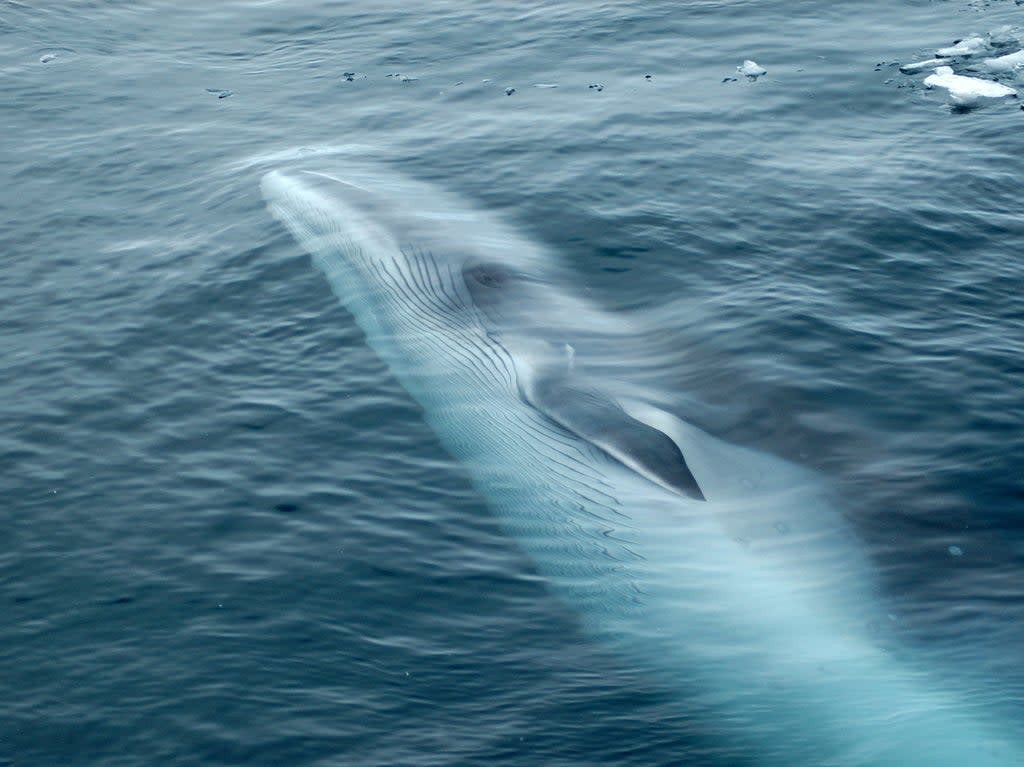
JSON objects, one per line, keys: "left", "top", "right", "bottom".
{"left": 259, "top": 169, "right": 292, "bottom": 204}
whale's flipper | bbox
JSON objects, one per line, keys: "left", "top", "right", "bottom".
{"left": 524, "top": 373, "right": 705, "bottom": 501}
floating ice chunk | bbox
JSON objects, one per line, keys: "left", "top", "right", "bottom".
{"left": 936, "top": 35, "right": 988, "bottom": 58}
{"left": 899, "top": 58, "right": 947, "bottom": 74}
{"left": 988, "top": 25, "right": 1019, "bottom": 48}
{"left": 948, "top": 545, "right": 964, "bottom": 557}
{"left": 531, "top": 83, "right": 559, "bottom": 88}
{"left": 924, "top": 66, "right": 1017, "bottom": 107}
{"left": 983, "top": 49, "right": 1024, "bottom": 73}
{"left": 738, "top": 60, "right": 767, "bottom": 78}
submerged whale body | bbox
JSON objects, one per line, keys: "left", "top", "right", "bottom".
{"left": 261, "top": 163, "right": 1023, "bottom": 766}
{"left": 461, "top": 257, "right": 704, "bottom": 499}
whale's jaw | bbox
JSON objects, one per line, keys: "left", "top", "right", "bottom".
{"left": 261, "top": 162, "right": 1024, "bottom": 767}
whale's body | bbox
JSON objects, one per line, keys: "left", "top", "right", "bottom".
{"left": 261, "top": 164, "right": 1021, "bottom": 766}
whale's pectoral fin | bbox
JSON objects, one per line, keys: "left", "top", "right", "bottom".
{"left": 524, "top": 376, "right": 706, "bottom": 501}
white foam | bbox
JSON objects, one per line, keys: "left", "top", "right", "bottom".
{"left": 228, "top": 144, "right": 390, "bottom": 173}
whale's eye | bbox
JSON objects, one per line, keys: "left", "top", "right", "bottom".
{"left": 464, "top": 262, "right": 512, "bottom": 289}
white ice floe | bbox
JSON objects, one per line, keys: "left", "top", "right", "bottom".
{"left": 899, "top": 58, "right": 946, "bottom": 74}
{"left": 936, "top": 35, "right": 988, "bottom": 58}
{"left": 983, "top": 49, "right": 1024, "bottom": 73}
{"left": 923, "top": 66, "right": 1017, "bottom": 107}
{"left": 738, "top": 60, "right": 767, "bottom": 78}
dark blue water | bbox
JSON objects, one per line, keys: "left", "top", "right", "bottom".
{"left": 2, "top": 1, "right": 1022, "bottom": 765}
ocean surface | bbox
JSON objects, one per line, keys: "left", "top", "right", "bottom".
{"left": 2, "top": 1, "right": 1023, "bottom": 765}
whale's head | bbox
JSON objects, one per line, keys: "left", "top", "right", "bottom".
{"left": 260, "top": 164, "right": 635, "bottom": 380}
{"left": 261, "top": 167, "right": 562, "bottom": 342}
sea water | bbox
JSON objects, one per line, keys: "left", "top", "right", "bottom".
{"left": 2, "top": 1, "right": 1022, "bottom": 765}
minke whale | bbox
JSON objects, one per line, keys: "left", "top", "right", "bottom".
{"left": 261, "top": 163, "right": 1022, "bottom": 767}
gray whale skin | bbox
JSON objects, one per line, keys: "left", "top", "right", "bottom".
{"left": 261, "top": 163, "right": 1022, "bottom": 767}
